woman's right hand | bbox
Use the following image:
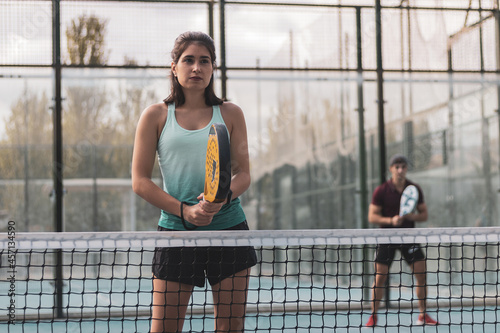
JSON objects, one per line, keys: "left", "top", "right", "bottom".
{"left": 182, "top": 202, "right": 214, "bottom": 226}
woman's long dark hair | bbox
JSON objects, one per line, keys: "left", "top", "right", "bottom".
{"left": 163, "top": 31, "right": 223, "bottom": 106}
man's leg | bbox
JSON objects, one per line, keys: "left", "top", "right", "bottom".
{"left": 366, "top": 244, "right": 394, "bottom": 327}
{"left": 411, "top": 260, "right": 426, "bottom": 315}
{"left": 371, "top": 262, "right": 390, "bottom": 314}
{"left": 411, "top": 260, "right": 438, "bottom": 325}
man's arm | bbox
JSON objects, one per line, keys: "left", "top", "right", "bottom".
{"left": 368, "top": 204, "right": 401, "bottom": 227}
{"left": 404, "top": 203, "right": 428, "bottom": 222}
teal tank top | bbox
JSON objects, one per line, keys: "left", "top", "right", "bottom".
{"left": 157, "top": 103, "right": 246, "bottom": 230}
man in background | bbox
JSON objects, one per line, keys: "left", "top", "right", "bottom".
{"left": 365, "top": 154, "right": 438, "bottom": 327}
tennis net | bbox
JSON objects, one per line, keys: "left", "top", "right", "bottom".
{"left": 1, "top": 227, "right": 500, "bottom": 332}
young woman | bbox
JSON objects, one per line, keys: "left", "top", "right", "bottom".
{"left": 131, "top": 31, "right": 257, "bottom": 333}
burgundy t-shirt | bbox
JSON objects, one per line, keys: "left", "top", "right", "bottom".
{"left": 371, "top": 179, "right": 424, "bottom": 228}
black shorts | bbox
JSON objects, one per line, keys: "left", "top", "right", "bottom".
{"left": 152, "top": 221, "right": 257, "bottom": 287}
{"left": 374, "top": 243, "right": 425, "bottom": 266}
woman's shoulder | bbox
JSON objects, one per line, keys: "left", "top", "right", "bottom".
{"left": 138, "top": 102, "right": 168, "bottom": 134}
{"left": 220, "top": 101, "right": 244, "bottom": 121}
{"left": 219, "top": 102, "right": 246, "bottom": 135}
{"left": 140, "top": 102, "right": 168, "bottom": 123}
{"left": 220, "top": 101, "right": 242, "bottom": 113}
{"left": 143, "top": 102, "right": 168, "bottom": 116}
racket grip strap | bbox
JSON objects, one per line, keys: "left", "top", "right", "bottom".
{"left": 180, "top": 201, "right": 197, "bottom": 230}
{"left": 224, "top": 189, "right": 233, "bottom": 206}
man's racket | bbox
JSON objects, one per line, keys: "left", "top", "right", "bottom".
{"left": 399, "top": 185, "right": 419, "bottom": 217}
{"left": 204, "top": 123, "right": 231, "bottom": 203}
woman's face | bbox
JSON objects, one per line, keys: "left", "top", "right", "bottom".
{"left": 172, "top": 43, "right": 213, "bottom": 91}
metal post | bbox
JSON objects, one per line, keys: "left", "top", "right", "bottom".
{"left": 478, "top": 0, "right": 493, "bottom": 228}
{"left": 208, "top": 0, "right": 214, "bottom": 38}
{"left": 24, "top": 96, "right": 29, "bottom": 232}
{"left": 407, "top": 0, "right": 414, "bottom": 115}
{"left": 256, "top": 58, "right": 262, "bottom": 230}
{"left": 338, "top": 4, "right": 347, "bottom": 230}
{"left": 92, "top": 145, "right": 98, "bottom": 231}
{"left": 446, "top": 36, "right": 458, "bottom": 294}
{"left": 219, "top": 0, "right": 227, "bottom": 100}
{"left": 375, "top": 0, "right": 386, "bottom": 184}
{"left": 52, "top": 0, "right": 64, "bottom": 319}
{"left": 375, "top": 0, "right": 389, "bottom": 308}
{"left": 400, "top": 1, "right": 406, "bottom": 118}
{"left": 495, "top": 4, "right": 500, "bottom": 226}
{"left": 356, "top": 6, "right": 370, "bottom": 304}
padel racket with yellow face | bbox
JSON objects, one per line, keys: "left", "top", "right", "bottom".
{"left": 399, "top": 185, "right": 419, "bottom": 217}
{"left": 204, "top": 123, "right": 231, "bottom": 203}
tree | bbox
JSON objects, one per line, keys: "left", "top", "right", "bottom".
{"left": 66, "top": 14, "right": 109, "bottom": 65}
{"left": 0, "top": 88, "right": 52, "bottom": 231}
{"left": 64, "top": 14, "right": 116, "bottom": 231}
{"left": 63, "top": 18, "right": 160, "bottom": 231}
{"left": 0, "top": 88, "right": 52, "bottom": 178}
{"left": 64, "top": 14, "right": 112, "bottom": 178}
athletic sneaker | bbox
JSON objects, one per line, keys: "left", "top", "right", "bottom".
{"left": 415, "top": 313, "right": 438, "bottom": 325}
{"left": 365, "top": 314, "right": 377, "bottom": 327}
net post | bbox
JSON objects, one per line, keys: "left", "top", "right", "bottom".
{"left": 52, "top": 0, "right": 64, "bottom": 319}
{"left": 54, "top": 249, "right": 64, "bottom": 318}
